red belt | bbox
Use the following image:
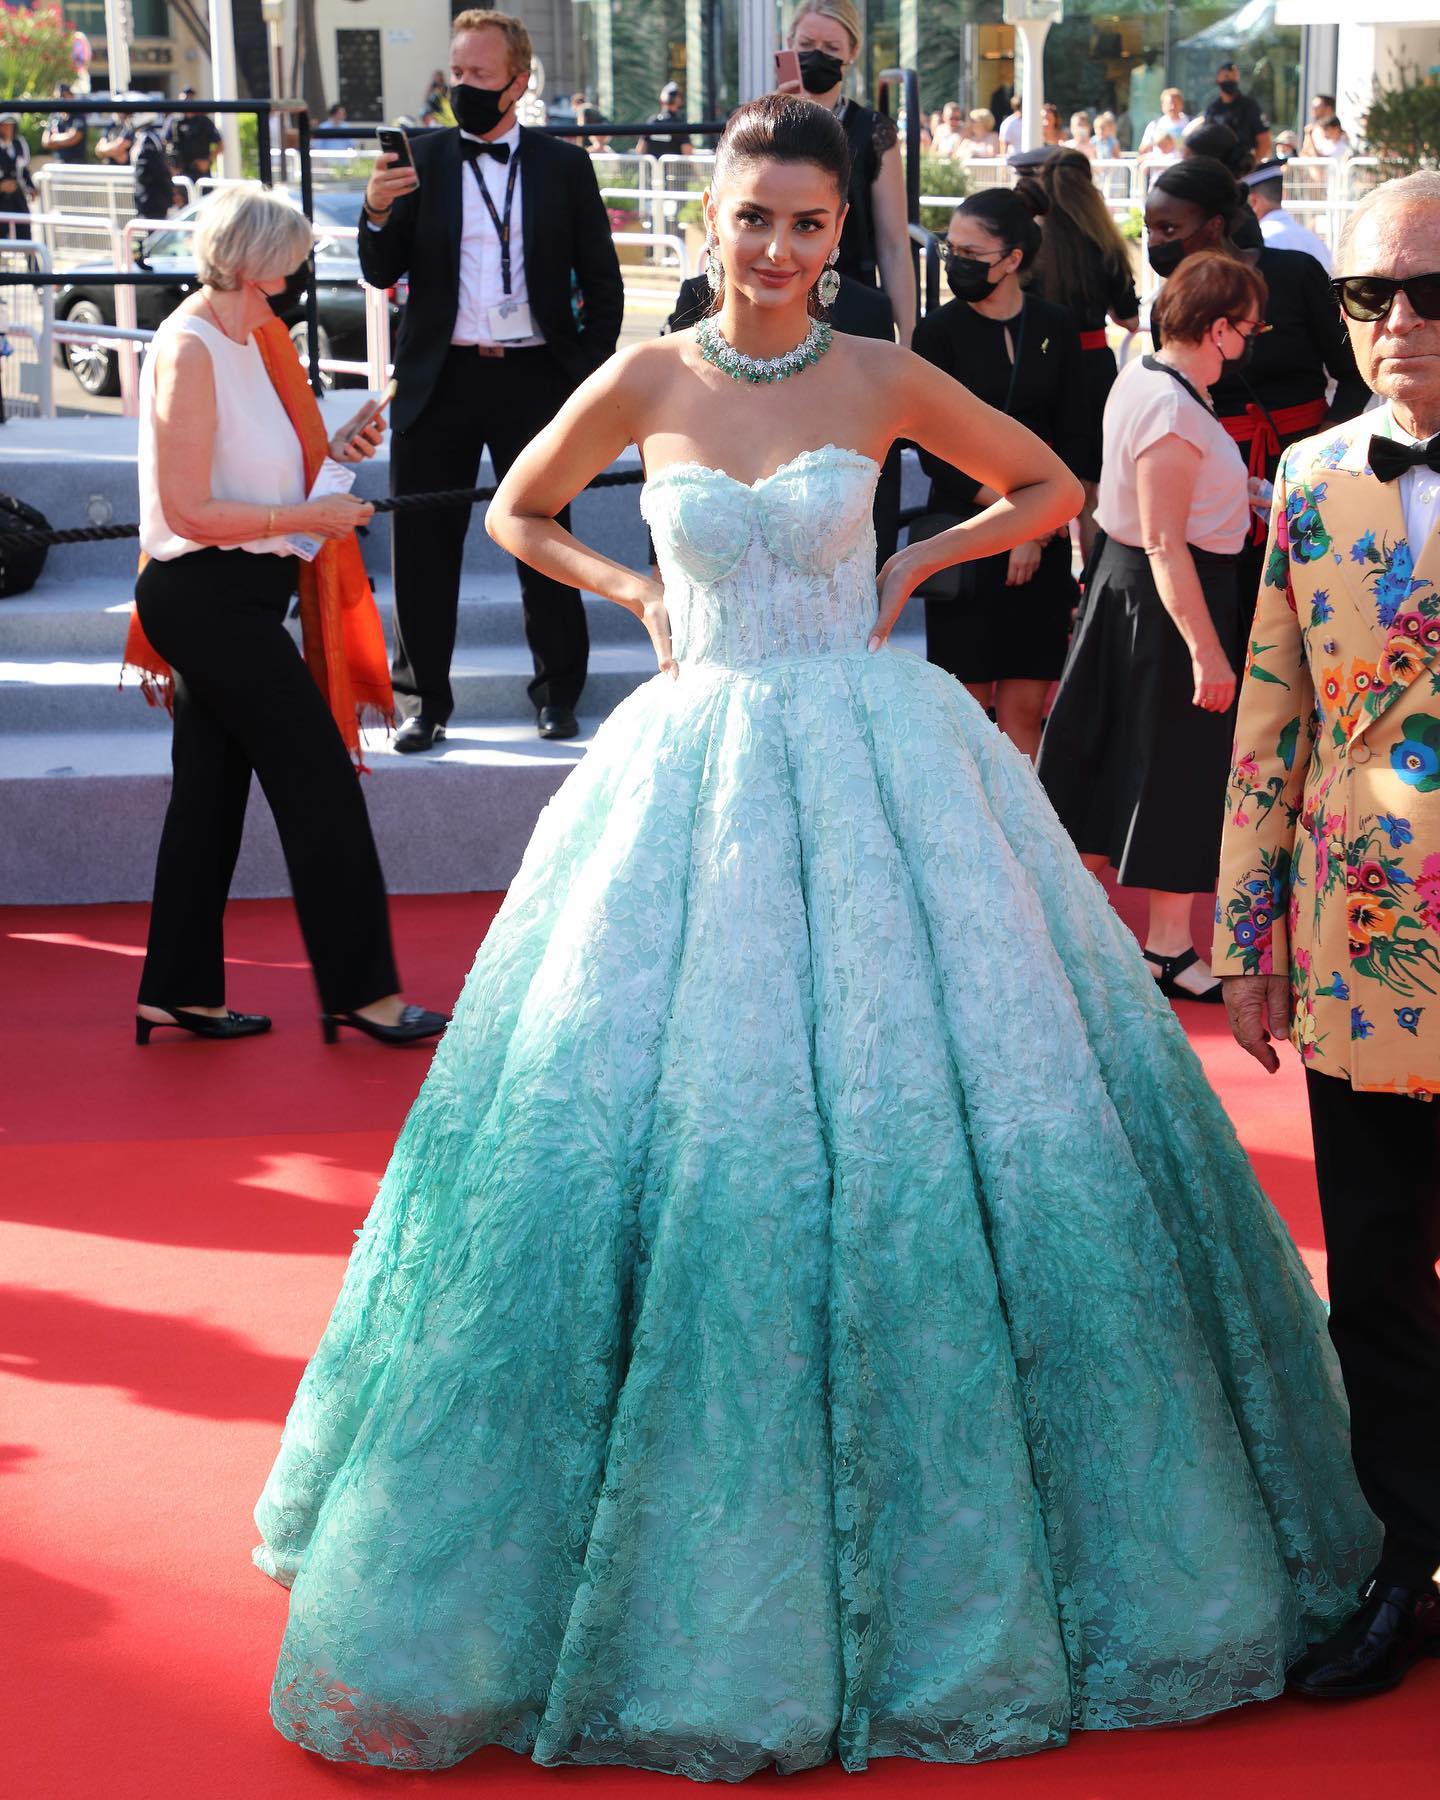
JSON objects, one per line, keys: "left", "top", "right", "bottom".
{"left": 1078, "top": 328, "right": 1109, "bottom": 351}
{"left": 1220, "top": 397, "right": 1328, "bottom": 540}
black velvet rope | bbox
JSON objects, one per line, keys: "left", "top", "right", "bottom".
{"left": 0, "top": 468, "right": 647, "bottom": 550}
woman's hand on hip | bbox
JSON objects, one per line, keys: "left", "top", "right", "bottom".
{"left": 870, "top": 549, "right": 924, "bottom": 651}
{"left": 1190, "top": 643, "right": 1235, "bottom": 712}
{"left": 632, "top": 576, "right": 677, "bottom": 679}
{"left": 301, "top": 493, "right": 374, "bottom": 539}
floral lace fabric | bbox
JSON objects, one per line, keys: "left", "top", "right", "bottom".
{"left": 253, "top": 447, "right": 1379, "bottom": 1779}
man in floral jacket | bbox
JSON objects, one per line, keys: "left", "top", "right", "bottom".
{"left": 1216, "top": 171, "right": 1440, "bottom": 1697}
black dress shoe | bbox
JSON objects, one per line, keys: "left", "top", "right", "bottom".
{"left": 536, "top": 705, "right": 579, "bottom": 740}
{"left": 320, "top": 1004, "right": 449, "bottom": 1046}
{"left": 135, "top": 1008, "right": 271, "bottom": 1045}
{"left": 393, "top": 718, "right": 446, "bottom": 754}
{"left": 1287, "top": 1577, "right": 1440, "bottom": 1698}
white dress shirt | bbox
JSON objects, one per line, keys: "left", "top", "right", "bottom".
{"left": 1258, "top": 207, "right": 1333, "bottom": 276}
{"left": 1379, "top": 404, "right": 1440, "bottom": 559}
{"left": 452, "top": 122, "right": 544, "bottom": 348}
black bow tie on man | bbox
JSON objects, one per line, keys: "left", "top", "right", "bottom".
{"left": 1368, "top": 432, "right": 1440, "bottom": 483}
{"left": 460, "top": 136, "right": 510, "bottom": 164}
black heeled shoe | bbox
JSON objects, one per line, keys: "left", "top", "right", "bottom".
{"left": 135, "top": 1008, "right": 272, "bottom": 1045}
{"left": 320, "top": 1004, "right": 448, "bottom": 1046}
{"left": 1143, "top": 947, "right": 1225, "bottom": 1004}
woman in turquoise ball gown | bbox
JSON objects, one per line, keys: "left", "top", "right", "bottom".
{"left": 253, "top": 94, "right": 1379, "bottom": 1778}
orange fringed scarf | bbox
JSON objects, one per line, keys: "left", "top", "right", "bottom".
{"left": 121, "top": 315, "right": 395, "bottom": 767}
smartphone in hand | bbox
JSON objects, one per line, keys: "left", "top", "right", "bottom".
{"left": 774, "top": 49, "right": 801, "bottom": 89}
{"left": 375, "top": 127, "right": 413, "bottom": 169}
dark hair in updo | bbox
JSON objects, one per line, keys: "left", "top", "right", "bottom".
{"left": 713, "top": 92, "right": 852, "bottom": 200}
{"left": 952, "top": 179, "right": 1048, "bottom": 272}
{"left": 709, "top": 94, "right": 852, "bottom": 317}
{"left": 1154, "top": 154, "right": 1248, "bottom": 233}
{"left": 1180, "top": 117, "right": 1252, "bottom": 177}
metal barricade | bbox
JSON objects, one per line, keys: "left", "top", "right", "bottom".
{"left": 0, "top": 235, "right": 54, "bottom": 419}
{"left": 654, "top": 151, "right": 714, "bottom": 250}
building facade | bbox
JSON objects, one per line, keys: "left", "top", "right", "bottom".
{"left": 45, "top": 0, "right": 1439, "bottom": 146}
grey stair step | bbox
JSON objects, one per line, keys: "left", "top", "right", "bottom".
{"left": 0, "top": 570, "right": 656, "bottom": 658}
{"left": 0, "top": 721, "right": 590, "bottom": 903}
{"left": 0, "top": 640, "right": 664, "bottom": 733}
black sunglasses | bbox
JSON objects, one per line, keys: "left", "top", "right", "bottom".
{"left": 1331, "top": 271, "right": 1440, "bottom": 322}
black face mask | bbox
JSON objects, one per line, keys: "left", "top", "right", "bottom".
{"left": 266, "top": 262, "right": 311, "bottom": 316}
{"left": 798, "top": 49, "right": 846, "bottom": 94}
{"left": 946, "top": 253, "right": 1002, "bottom": 303}
{"left": 1221, "top": 329, "right": 1257, "bottom": 375}
{"left": 1147, "top": 235, "right": 1194, "bottom": 278}
{"left": 1217, "top": 79, "right": 1239, "bottom": 98}
{"left": 450, "top": 77, "right": 519, "bottom": 138}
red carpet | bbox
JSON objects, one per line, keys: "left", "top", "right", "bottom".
{"left": 3, "top": 894, "right": 1433, "bottom": 1800}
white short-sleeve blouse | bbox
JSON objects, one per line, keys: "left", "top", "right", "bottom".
{"left": 1095, "top": 355, "right": 1250, "bottom": 555}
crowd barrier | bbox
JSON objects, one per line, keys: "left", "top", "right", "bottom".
{"left": 2, "top": 146, "right": 1388, "bottom": 421}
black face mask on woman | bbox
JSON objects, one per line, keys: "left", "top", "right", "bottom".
{"left": 1147, "top": 234, "right": 1198, "bottom": 278}
{"left": 945, "top": 253, "right": 1003, "bottom": 303}
{"left": 265, "top": 262, "right": 311, "bottom": 316}
{"left": 450, "top": 77, "right": 519, "bottom": 138}
{"left": 1220, "top": 328, "right": 1257, "bottom": 376}
{"left": 798, "top": 49, "right": 846, "bottom": 94}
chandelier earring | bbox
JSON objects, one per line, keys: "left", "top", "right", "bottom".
{"left": 704, "top": 236, "right": 724, "bottom": 297}
{"left": 816, "top": 247, "right": 841, "bottom": 310}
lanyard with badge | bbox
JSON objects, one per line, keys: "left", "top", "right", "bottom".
{"left": 467, "top": 149, "right": 534, "bottom": 341}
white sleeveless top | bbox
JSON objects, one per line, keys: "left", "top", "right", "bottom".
{"left": 138, "top": 312, "right": 308, "bottom": 560}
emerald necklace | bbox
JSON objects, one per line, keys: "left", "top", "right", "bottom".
{"left": 696, "top": 314, "right": 833, "bottom": 384}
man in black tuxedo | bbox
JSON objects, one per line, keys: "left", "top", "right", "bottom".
{"left": 359, "top": 9, "right": 623, "bottom": 747}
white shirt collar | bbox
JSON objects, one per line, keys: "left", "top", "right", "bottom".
{"left": 459, "top": 120, "right": 521, "bottom": 152}
{"left": 1386, "top": 402, "right": 1429, "bottom": 450}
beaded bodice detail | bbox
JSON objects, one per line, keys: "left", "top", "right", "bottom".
{"left": 639, "top": 444, "right": 880, "bottom": 672}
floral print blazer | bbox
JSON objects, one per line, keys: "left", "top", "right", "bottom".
{"left": 1214, "top": 417, "right": 1440, "bottom": 1094}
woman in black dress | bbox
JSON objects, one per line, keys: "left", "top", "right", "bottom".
{"left": 779, "top": 2, "right": 914, "bottom": 345}
{"left": 1026, "top": 149, "right": 1139, "bottom": 561}
{"left": 911, "top": 185, "right": 1087, "bottom": 758}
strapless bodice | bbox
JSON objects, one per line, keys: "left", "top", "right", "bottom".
{"left": 639, "top": 444, "right": 880, "bottom": 671}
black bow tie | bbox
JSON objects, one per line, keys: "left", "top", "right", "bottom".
{"left": 1369, "top": 432, "right": 1440, "bottom": 483}
{"left": 460, "top": 136, "right": 510, "bottom": 164}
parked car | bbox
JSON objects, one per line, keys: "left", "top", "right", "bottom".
{"left": 54, "top": 185, "right": 401, "bottom": 396}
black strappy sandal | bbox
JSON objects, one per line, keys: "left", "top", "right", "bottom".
{"left": 1143, "top": 946, "right": 1225, "bottom": 1005}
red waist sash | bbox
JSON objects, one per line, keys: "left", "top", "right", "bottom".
{"left": 1078, "top": 328, "right": 1109, "bottom": 351}
{"left": 1220, "top": 396, "right": 1329, "bottom": 542}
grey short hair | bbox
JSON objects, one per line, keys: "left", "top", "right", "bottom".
{"left": 1337, "top": 170, "right": 1440, "bottom": 271}
{"left": 193, "top": 184, "right": 313, "bottom": 291}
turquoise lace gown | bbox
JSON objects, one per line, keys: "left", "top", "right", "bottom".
{"left": 253, "top": 446, "right": 1378, "bottom": 1779}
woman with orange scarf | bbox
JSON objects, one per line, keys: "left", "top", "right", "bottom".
{"left": 126, "top": 184, "right": 446, "bottom": 1047}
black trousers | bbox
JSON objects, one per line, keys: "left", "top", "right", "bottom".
{"left": 1306, "top": 1068, "right": 1440, "bottom": 1589}
{"left": 136, "top": 548, "right": 399, "bottom": 1015}
{"left": 390, "top": 344, "right": 588, "bottom": 723}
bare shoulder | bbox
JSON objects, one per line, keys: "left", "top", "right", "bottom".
{"left": 831, "top": 335, "right": 959, "bottom": 429}
{"left": 594, "top": 334, "right": 699, "bottom": 405}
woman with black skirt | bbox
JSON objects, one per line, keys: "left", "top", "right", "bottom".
{"left": 1145, "top": 157, "right": 1367, "bottom": 635}
{"left": 1038, "top": 251, "right": 1267, "bottom": 1003}
{"left": 910, "top": 185, "right": 1087, "bottom": 758}
{"left": 1026, "top": 148, "right": 1139, "bottom": 561}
